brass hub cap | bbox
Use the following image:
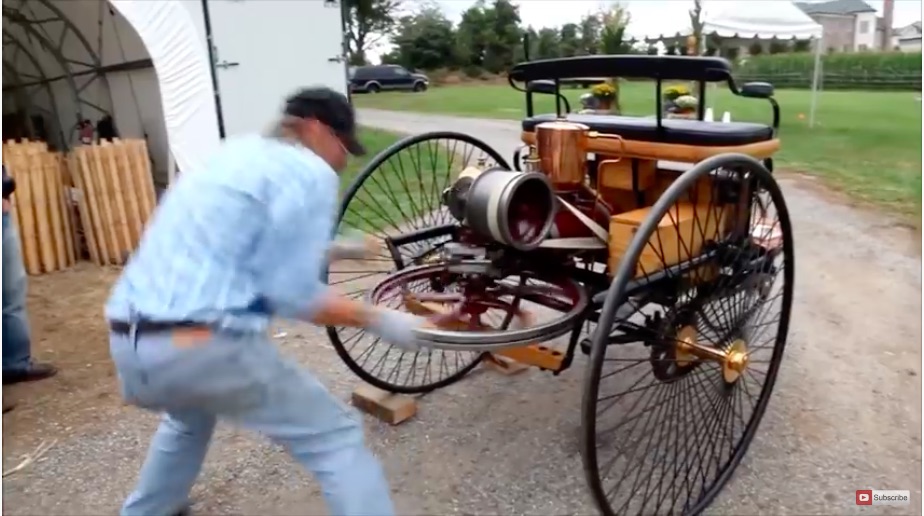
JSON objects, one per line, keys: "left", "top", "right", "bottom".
{"left": 722, "top": 339, "right": 749, "bottom": 384}
{"left": 673, "top": 326, "right": 749, "bottom": 384}
{"left": 674, "top": 325, "right": 698, "bottom": 367}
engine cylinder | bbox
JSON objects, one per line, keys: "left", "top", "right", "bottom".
{"left": 457, "top": 169, "right": 556, "bottom": 251}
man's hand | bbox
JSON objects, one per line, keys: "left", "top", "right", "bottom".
{"left": 2, "top": 198, "right": 10, "bottom": 214}
{"left": 366, "top": 308, "right": 431, "bottom": 352}
{"left": 327, "top": 230, "right": 378, "bottom": 262}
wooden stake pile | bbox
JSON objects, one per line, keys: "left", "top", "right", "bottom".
{"left": 2, "top": 140, "right": 78, "bottom": 275}
{"left": 69, "top": 138, "right": 158, "bottom": 266}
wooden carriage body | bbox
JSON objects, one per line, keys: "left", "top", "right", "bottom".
{"left": 508, "top": 55, "right": 781, "bottom": 280}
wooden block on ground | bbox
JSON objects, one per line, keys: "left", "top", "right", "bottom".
{"left": 482, "top": 354, "right": 530, "bottom": 376}
{"left": 351, "top": 384, "right": 417, "bottom": 425}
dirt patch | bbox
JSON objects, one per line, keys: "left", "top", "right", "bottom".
{"left": 3, "top": 263, "right": 123, "bottom": 447}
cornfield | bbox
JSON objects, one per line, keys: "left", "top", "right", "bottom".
{"left": 734, "top": 51, "right": 922, "bottom": 91}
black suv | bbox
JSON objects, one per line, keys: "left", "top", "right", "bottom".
{"left": 349, "top": 65, "right": 429, "bottom": 94}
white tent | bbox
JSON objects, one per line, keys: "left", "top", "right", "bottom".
{"left": 642, "top": 1, "right": 825, "bottom": 127}
{"left": 3, "top": 0, "right": 222, "bottom": 184}
{"left": 109, "top": 0, "right": 222, "bottom": 177}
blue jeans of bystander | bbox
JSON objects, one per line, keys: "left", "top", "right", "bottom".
{"left": 3, "top": 212, "right": 31, "bottom": 372}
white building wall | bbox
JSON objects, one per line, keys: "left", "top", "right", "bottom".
{"left": 854, "top": 12, "right": 878, "bottom": 50}
{"left": 898, "top": 38, "right": 923, "bottom": 51}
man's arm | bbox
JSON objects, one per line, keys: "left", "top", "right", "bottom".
{"left": 256, "top": 159, "right": 389, "bottom": 330}
{"left": 254, "top": 149, "right": 432, "bottom": 353}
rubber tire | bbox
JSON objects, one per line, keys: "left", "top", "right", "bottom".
{"left": 366, "top": 82, "right": 380, "bottom": 94}
{"left": 413, "top": 81, "right": 427, "bottom": 92}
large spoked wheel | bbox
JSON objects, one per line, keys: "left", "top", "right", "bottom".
{"left": 581, "top": 153, "right": 795, "bottom": 516}
{"left": 325, "top": 132, "right": 509, "bottom": 394}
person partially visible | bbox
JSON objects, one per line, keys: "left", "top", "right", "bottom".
{"left": 2, "top": 165, "right": 57, "bottom": 387}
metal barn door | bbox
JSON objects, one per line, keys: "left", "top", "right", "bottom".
{"left": 206, "top": 0, "right": 347, "bottom": 138}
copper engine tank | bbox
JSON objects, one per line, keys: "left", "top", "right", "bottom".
{"left": 534, "top": 120, "right": 590, "bottom": 191}
{"left": 533, "top": 120, "right": 626, "bottom": 191}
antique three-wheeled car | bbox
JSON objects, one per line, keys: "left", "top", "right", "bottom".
{"left": 324, "top": 54, "right": 794, "bottom": 515}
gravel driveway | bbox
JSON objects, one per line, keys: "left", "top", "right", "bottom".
{"left": 3, "top": 109, "right": 920, "bottom": 516}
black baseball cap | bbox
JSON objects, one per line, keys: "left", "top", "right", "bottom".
{"left": 283, "top": 86, "right": 366, "bottom": 156}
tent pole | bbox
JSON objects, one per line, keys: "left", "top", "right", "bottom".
{"left": 808, "top": 34, "right": 822, "bottom": 128}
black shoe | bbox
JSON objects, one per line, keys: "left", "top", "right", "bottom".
{"left": 3, "top": 363, "right": 58, "bottom": 385}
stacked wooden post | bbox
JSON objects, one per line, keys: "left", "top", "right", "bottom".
{"left": 69, "top": 138, "right": 158, "bottom": 266}
{"left": 2, "top": 140, "right": 78, "bottom": 275}
{"left": 1, "top": 137, "right": 158, "bottom": 273}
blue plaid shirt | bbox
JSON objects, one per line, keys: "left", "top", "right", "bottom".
{"left": 105, "top": 135, "right": 338, "bottom": 333}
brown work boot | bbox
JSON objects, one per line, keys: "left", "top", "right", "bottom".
{"left": 3, "top": 362, "right": 57, "bottom": 385}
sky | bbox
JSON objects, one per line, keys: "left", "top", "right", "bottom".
{"left": 369, "top": 0, "right": 923, "bottom": 61}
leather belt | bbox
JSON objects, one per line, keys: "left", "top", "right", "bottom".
{"left": 108, "top": 320, "right": 210, "bottom": 336}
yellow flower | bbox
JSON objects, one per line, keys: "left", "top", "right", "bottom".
{"left": 664, "top": 84, "right": 691, "bottom": 100}
{"left": 591, "top": 82, "right": 616, "bottom": 99}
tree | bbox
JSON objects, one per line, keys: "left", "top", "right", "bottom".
{"left": 560, "top": 23, "right": 581, "bottom": 57}
{"left": 389, "top": 6, "right": 457, "bottom": 70}
{"left": 483, "top": 0, "right": 523, "bottom": 73}
{"left": 455, "top": 1, "right": 490, "bottom": 68}
{"left": 769, "top": 39, "right": 790, "bottom": 54}
{"left": 344, "top": 0, "right": 403, "bottom": 65}
{"left": 454, "top": 0, "right": 521, "bottom": 74}
{"left": 535, "top": 27, "right": 561, "bottom": 59}
{"left": 793, "top": 39, "right": 812, "bottom": 53}
{"left": 579, "top": 13, "right": 603, "bottom": 55}
{"left": 688, "top": 0, "right": 703, "bottom": 55}
{"left": 599, "top": 3, "right": 631, "bottom": 55}
{"left": 599, "top": 2, "right": 631, "bottom": 113}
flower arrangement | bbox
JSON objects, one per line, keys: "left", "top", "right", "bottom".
{"left": 591, "top": 82, "right": 617, "bottom": 100}
{"left": 663, "top": 84, "right": 691, "bottom": 102}
{"left": 673, "top": 95, "right": 698, "bottom": 110}
{"left": 662, "top": 84, "right": 698, "bottom": 119}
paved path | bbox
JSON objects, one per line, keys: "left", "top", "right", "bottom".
{"left": 2, "top": 109, "right": 920, "bottom": 516}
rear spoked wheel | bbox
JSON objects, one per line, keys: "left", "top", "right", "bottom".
{"left": 325, "top": 132, "right": 509, "bottom": 394}
{"left": 581, "top": 154, "right": 794, "bottom": 516}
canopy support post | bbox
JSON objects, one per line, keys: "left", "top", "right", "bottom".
{"left": 808, "top": 34, "right": 823, "bottom": 128}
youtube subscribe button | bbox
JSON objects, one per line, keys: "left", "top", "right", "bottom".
{"left": 856, "top": 490, "right": 911, "bottom": 506}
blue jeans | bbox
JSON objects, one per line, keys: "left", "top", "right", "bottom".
{"left": 3, "top": 212, "right": 31, "bottom": 372}
{"left": 110, "top": 328, "right": 395, "bottom": 516}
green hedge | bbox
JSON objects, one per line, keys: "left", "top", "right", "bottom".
{"left": 734, "top": 51, "right": 922, "bottom": 90}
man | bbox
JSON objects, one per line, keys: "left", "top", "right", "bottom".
{"left": 105, "top": 87, "right": 429, "bottom": 516}
{"left": 3, "top": 164, "right": 57, "bottom": 396}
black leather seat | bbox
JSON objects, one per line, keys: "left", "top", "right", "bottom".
{"left": 522, "top": 113, "right": 773, "bottom": 146}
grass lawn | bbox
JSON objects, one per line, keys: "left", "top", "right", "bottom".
{"left": 341, "top": 127, "right": 402, "bottom": 187}
{"left": 339, "top": 127, "right": 465, "bottom": 234}
{"left": 355, "top": 83, "right": 922, "bottom": 219}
